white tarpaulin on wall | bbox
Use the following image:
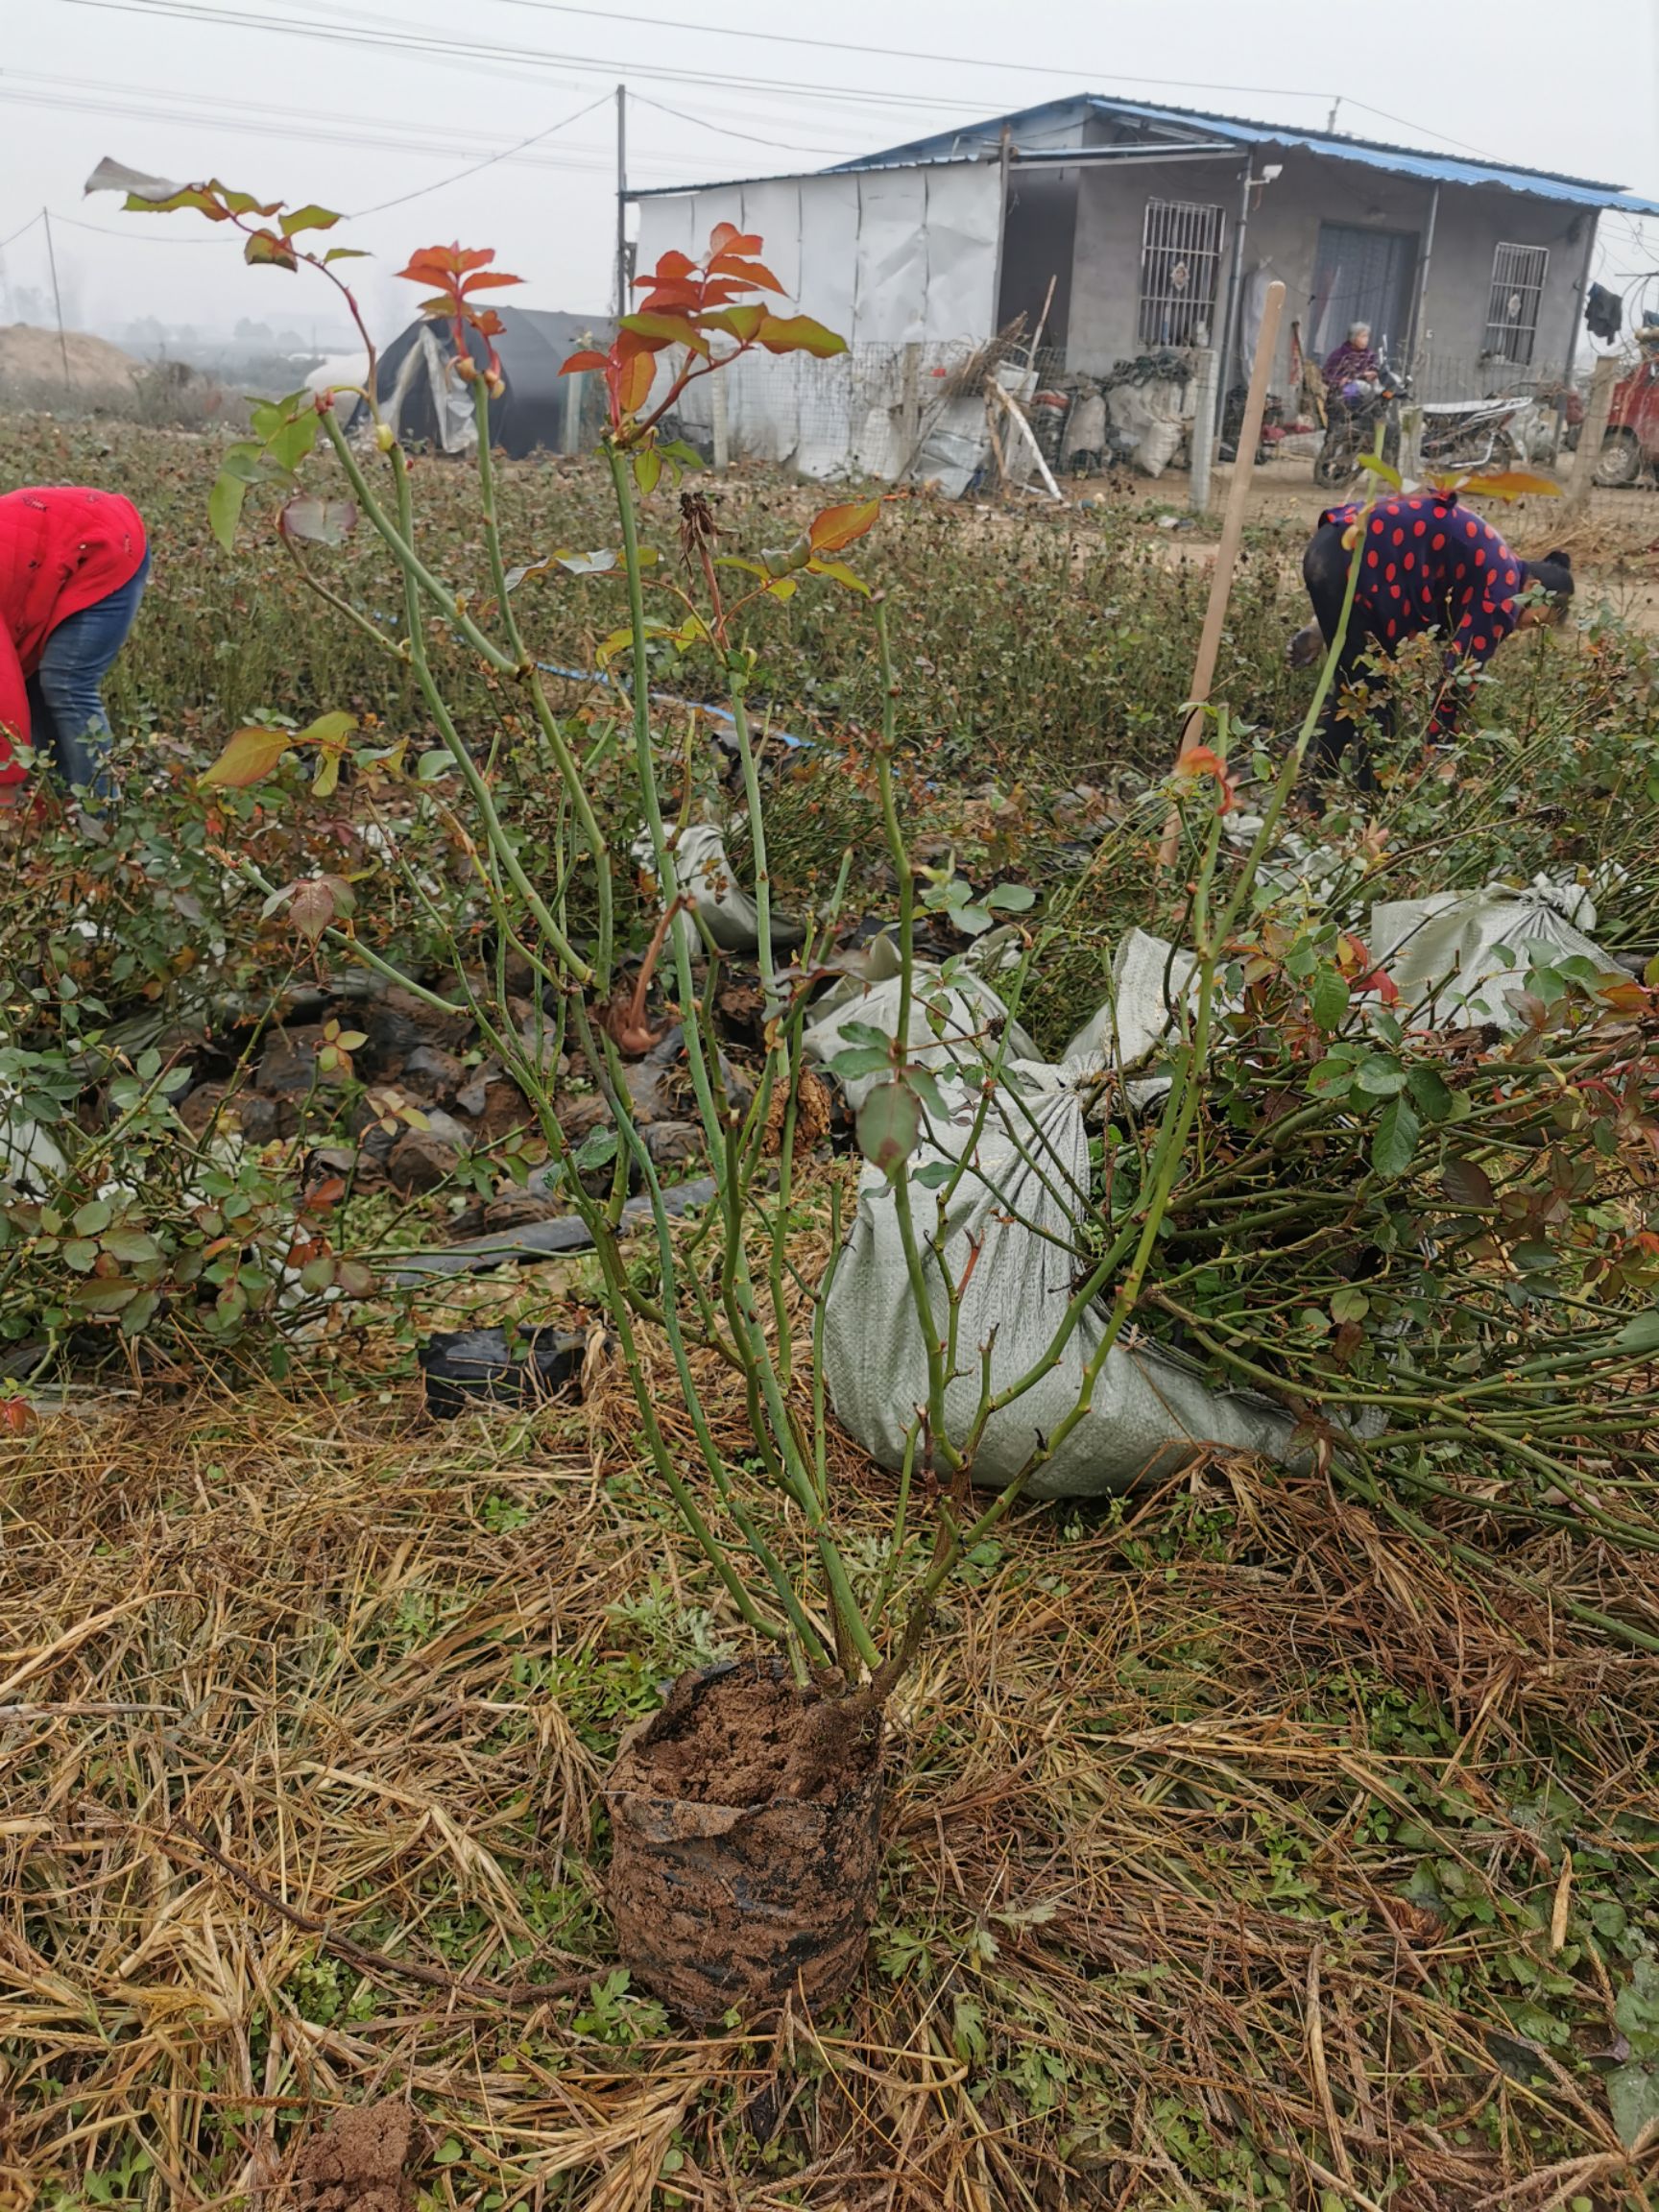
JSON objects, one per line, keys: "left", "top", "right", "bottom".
{"left": 636, "top": 162, "right": 1000, "bottom": 480}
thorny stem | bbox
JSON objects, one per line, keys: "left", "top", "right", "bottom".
{"left": 469, "top": 377, "right": 617, "bottom": 994}
{"left": 602, "top": 436, "right": 879, "bottom": 1677}
{"left": 320, "top": 414, "right": 517, "bottom": 676}
{"left": 320, "top": 413, "right": 593, "bottom": 986}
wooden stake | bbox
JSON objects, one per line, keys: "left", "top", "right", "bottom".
{"left": 983, "top": 380, "right": 1011, "bottom": 493}
{"left": 1565, "top": 353, "right": 1619, "bottom": 515}
{"left": 1025, "top": 274, "right": 1058, "bottom": 370}
{"left": 1158, "top": 277, "right": 1285, "bottom": 866}
{"left": 991, "top": 377, "right": 1065, "bottom": 502}
{"left": 710, "top": 373, "right": 730, "bottom": 474}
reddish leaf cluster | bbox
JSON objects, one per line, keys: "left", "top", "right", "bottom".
{"left": 396, "top": 244, "right": 523, "bottom": 392}
{"left": 1174, "top": 743, "right": 1239, "bottom": 817}
{"left": 562, "top": 224, "right": 846, "bottom": 445}
{"left": 1335, "top": 930, "right": 1401, "bottom": 1007}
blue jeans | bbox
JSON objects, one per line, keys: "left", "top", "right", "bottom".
{"left": 26, "top": 551, "right": 151, "bottom": 802}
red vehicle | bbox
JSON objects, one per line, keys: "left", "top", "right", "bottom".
{"left": 1594, "top": 346, "right": 1659, "bottom": 486}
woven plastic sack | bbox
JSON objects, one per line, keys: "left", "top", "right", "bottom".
{"left": 803, "top": 957, "right": 1036, "bottom": 1113}
{"left": 1062, "top": 927, "right": 1202, "bottom": 1073}
{"left": 1369, "top": 878, "right": 1618, "bottom": 1030}
{"left": 1061, "top": 390, "right": 1108, "bottom": 466}
{"left": 631, "top": 820, "right": 803, "bottom": 956}
{"left": 823, "top": 1080, "right": 1296, "bottom": 1499}
{"left": 1106, "top": 379, "right": 1190, "bottom": 476}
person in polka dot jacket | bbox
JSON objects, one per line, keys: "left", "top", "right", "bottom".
{"left": 1288, "top": 489, "right": 1574, "bottom": 789}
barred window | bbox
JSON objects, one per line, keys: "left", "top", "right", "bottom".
{"left": 1483, "top": 242, "right": 1549, "bottom": 364}
{"left": 1139, "top": 199, "right": 1225, "bottom": 348}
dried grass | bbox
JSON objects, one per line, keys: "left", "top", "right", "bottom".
{"left": 4, "top": 1330, "right": 1658, "bottom": 2208}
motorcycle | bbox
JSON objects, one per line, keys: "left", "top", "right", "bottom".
{"left": 1313, "top": 363, "right": 1404, "bottom": 489}
{"left": 1315, "top": 368, "right": 1539, "bottom": 489}
{"left": 1416, "top": 394, "right": 1530, "bottom": 471}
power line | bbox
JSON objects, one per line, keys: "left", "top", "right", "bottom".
{"left": 628, "top": 89, "right": 856, "bottom": 156}
{"left": 3, "top": 75, "right": 765, "bottom": 176}
{"left": 298, "top": 0, "right": 1520, "bottom": 165}
{"left": 3, "top": 84, "right": 799, "bottom": 262}
{"left": 0, "top": 210, "right": 45, "bottom": 252}
{"left": 54, "top": 0, "right": 1541, "bottom": 181}
{"left": 40, "top": 209, "right": 222, "bottom": 245}
{"left": 59, "top": 0, "right": 1022, "bottom": 118}
{"left": 1333, "top": 101, "right": 1502, "bottom": 163}
{"left": 10, "top": 59, "right": 868, "bottom": 165}
{"left": 357, "top": 88, "right": 610, "bottom": 213}
{"left": 1, "top": 86, "right": 607, "bottom": 177}
{"left": 454, "top": 0, "right": 1349, "bottom": 108}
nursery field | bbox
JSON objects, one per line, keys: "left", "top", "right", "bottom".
{"left": 4, "top": 394, "right": 1659, "bottom": 2212}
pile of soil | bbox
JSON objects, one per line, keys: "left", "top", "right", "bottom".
{"left": 294, "top": 2099, "right": 417, "bottom": 2212}
{"left": 0, "top": 324, "right": 139, "bottom": 397}
{"left": 638, "top": 1664, "right": 880, "bottom": 1806}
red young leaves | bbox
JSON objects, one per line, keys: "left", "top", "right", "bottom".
{"left": 560, "top": 226, "right": 846, "bottom": 445}
{"left": 396, "top": 244, "right": 523, "bottom": 389}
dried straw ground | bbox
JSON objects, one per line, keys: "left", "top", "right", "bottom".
{"left": 4, "top": 1328, "right": 1658, "bottom": 2210}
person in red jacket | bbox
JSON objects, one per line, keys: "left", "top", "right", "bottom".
{"left": 0, "top": 487, "right": 150, "bottom": 808}
{"left": 1288, "top": 489, "right": 1573, "bottom": 789}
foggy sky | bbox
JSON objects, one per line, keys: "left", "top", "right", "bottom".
{"left": 4, "top": 0, "right": 1658, "bottom": 354}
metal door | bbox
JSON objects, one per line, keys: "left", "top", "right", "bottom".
{"left": 1310, "top": 223, "right": 1417, "bottom": 361}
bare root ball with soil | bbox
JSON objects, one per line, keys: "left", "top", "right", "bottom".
{"left": 608, "top": 1662, "right": 885, "bottom": 2024}
{"left": 293, "top": 2100, "right": 418, "bottom": 2212}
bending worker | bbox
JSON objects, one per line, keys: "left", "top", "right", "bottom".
{"left": 1289, "top": 489, "right": 1574, "bottom": 788}
{"left": 0, "top": 485, "right": 150, "bottom": 809}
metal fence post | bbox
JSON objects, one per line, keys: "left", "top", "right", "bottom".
{"left": 1189, "top": 347, "right": 1217, "bottom": 513}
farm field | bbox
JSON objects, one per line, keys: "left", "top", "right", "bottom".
{"left": 4, "top": 374, "right": 1659, "bottom": 2212}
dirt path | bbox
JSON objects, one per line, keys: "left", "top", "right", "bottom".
{"left": 1091, "top": 456, "right": 1659, "bottom": 629}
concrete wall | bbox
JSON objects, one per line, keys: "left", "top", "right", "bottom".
{"left": 1413, "top": 181, "right": 1589, "bottom": 390}
{"left": 1068, "top": 153, "right": 1245, "bottom": 373}
{"left": 1066, "top": 147, "right": 1595, "bottom": 396}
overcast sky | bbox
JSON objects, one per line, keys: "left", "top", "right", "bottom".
{"left": 4, "top": 0, "right": 1658, "bottom": 351}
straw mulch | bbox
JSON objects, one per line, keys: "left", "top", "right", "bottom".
{"left": 4, "top": 1362, "right": 1658, "bottom": 2210}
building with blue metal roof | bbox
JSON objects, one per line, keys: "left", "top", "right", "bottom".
{"left": 631, "top": 93, "right": 1659, "bottom": 477}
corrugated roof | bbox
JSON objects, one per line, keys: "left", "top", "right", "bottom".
{"left": 627, "top": 156, "right": 984, "bottom": 199}
{"left": 1079, "top": 96, "right": 1659, "bottom": 210}
{"left": 813, "top": 91, "right": 1659, "bottom": 216}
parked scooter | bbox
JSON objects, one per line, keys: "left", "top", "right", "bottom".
{"left": 1316, "top": 368, "right": 1538, "bottom": 490}
{"left": 1313, "top": 361, "right": 1405, "bottom": 489}
{"left": 1417, "top": 394, "right": 1531, "bottom": 471}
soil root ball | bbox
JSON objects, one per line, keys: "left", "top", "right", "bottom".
{"left": 293, "top": 2098, "right": 418, "bottom": 2212}
{"left": 607, "top": 1660, "right": 885, "bottom": 2025}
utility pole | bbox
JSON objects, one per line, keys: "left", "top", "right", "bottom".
{"left": 1326, "top": 98, "right": 1341, "bottom": 132}
{"left": 614, "top": 83, "right": 628, "bottom": 320}
{"left": 42, "top": 209, "right": 71, "bottom": 391}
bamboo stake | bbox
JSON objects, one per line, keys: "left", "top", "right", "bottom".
{"left": 1158, "top": 276, "right": 1285, "bottom": 867}
{"left": 1025, "top": 273, "right": 1057, "bottom": 370}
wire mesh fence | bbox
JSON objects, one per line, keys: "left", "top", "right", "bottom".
{"left": 664, "top": 331, "right": 1599, "bottom": 487}
{"left": 1407, "top": 345, "right": 1573, "bottom": 404}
